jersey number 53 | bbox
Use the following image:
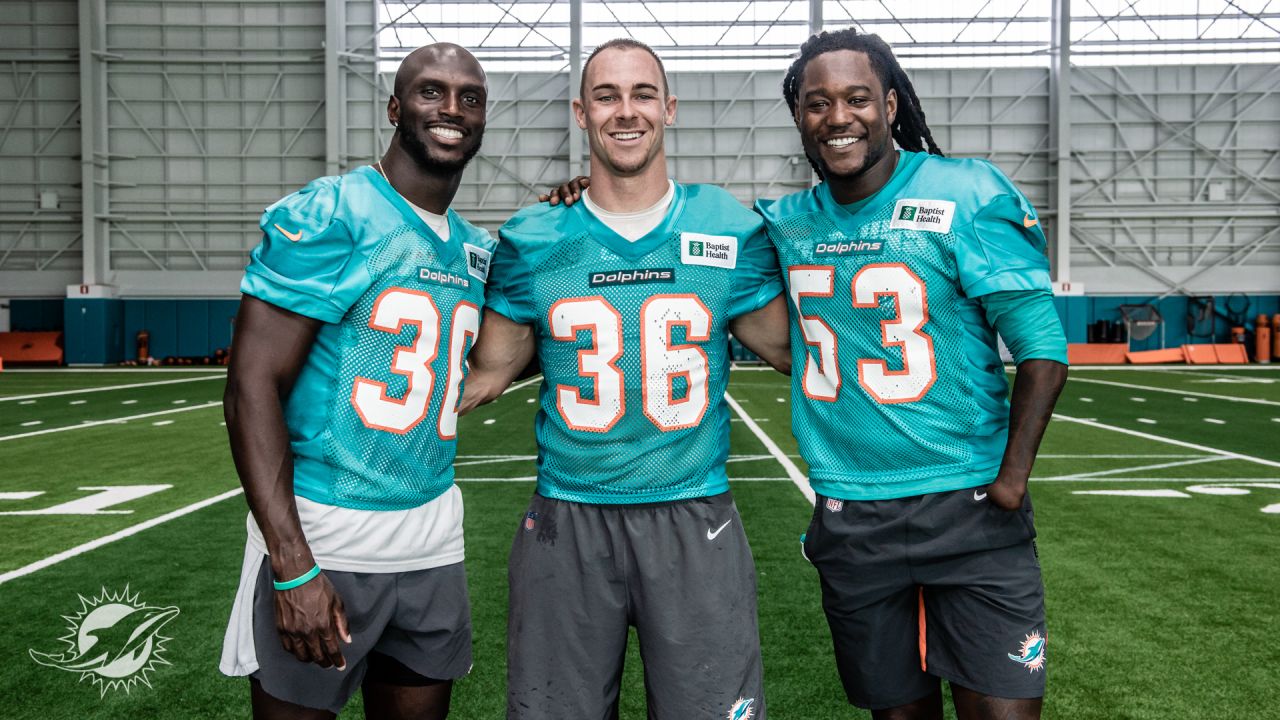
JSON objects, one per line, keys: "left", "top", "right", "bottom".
{"left": 789, "top": 263, "right": 937, "bottom": 404}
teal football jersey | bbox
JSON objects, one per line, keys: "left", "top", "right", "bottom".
{"left": 757, "top": 151, "right": 1052, "bottom": 501}
{"left": 488, "top": 184, "right": 783, "bottom": 504}
{"left": 241, "top": 166, "right": 497, "bottom": 511}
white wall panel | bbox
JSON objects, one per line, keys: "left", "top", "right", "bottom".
{"left": 101, "top": 0, "right": 326, "bottom": 282}
{"left": 0, "top": 2, "right": 1276, "bottom": 297}
{"left": 0, "top": 0, "right": 81, "bottom": 287}
{"left": 1068, "top": 64, "right": 1280, "bottom": 293}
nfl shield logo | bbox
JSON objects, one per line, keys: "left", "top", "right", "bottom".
{"left": 825, "top": 498, "right": 844, "bottom": 512}
{"left": 524, "top": 511, "right": 538, "bottom": 531}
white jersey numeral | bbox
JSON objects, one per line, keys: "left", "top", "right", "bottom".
{"left": 641, "top": 295, "right": 712, "bottom": 430}
{"left": 437, "top": 302, "right": 480, "bottom": 440}
{"left": 852, "top": 264, "right": 936, "bottom": 403}
{"left": 351, "top": 288, "right": 476, "bottom": 435}
{"left": 788, "top": 266, "right": 841, "bottom": 401}
{"left": 549, "top": 295, "right": 714, "bottom": 433}
{"left": 550, "top": 297, "right": 626, "bottom": 432}
{"left": 788, "top": 262, "right": 937, "bottom": 405}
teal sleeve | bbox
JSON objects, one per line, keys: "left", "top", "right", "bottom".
{"left": 727, "top": 226, "right": 784, "bottom": 319}
{"left": 484, "top": 232, "right": 536, "bottom": 324}
{"left": 240, "top": 178, "right": 362, "bottom": 323}
{"left": 979, "top": 290, "right": 1069, "bottom": 365}
{"left": 956, "top": 190, "right": 1052, "bottom": 299}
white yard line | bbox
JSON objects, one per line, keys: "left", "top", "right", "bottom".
{"left": 1038, "top": 456, "right": 1233, "bottom": 480}
{"left": 0, "top": 370, "right": 541, "bottom": 585}
{"left": 453, "top": 456, "right": 536, "bottom": 467}
{"left": 1066, "top": 377, "right": 1280, "bottom": 407}
{"left": 1072, "top": 489, "right": 1191, "bottom": 498}
{"left": 729, "top": 363, "right": 776, "bottom": 372}
{"left": 504, "top": 375, "right": 542, "bottom": 394}
{"left": 0, "top": 402, "right": 222, "bottom": 442}
{"left": 0, "top": 375, "right": 223, "bottom": 402}
{"left": 1051, "top": 413, "right": 1280, "bottom": 470}
{"left": 0, "top": 371, "right": 540, "bottom": 444}
{"left": 1163, "top": 369, "right": 1276, "bottom": 384}
{"left": 724, "top": 391, "right": 815, "bottom": 504}
{"left": 0, "top": 488, "right": 244, "bottom": 586}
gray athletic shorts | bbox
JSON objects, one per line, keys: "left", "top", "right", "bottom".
{"left": 507, "top": 491, "right": 765, "bottom": 720}
{"left": 249, "top": 557, "right": 472, "bottom": 713}
{"left": 804, "top": 486, "right": 1046, "bottom": 709}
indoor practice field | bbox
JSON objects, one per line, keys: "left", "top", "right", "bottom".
{"left": 0, "top": 365, "right": 1277, "bottom": 720}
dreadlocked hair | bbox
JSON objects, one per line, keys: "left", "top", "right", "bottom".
{"left": 783, "top": 28, "right": 942, "bottom": 176}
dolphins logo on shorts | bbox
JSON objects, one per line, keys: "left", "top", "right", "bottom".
{"left": 727, "top": 696, "right": 756, "bottom": 720}
{"left": 1008, "top": 630, "right": 1046, "bottom": 672}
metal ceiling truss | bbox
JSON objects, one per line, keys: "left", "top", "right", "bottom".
{"left": 0, "top": 0, "right": 1277, "bottom": 296}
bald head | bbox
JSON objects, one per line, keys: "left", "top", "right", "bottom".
{"left": 394, "top": 43, "right": 486, "bottom": 99}
{"left": 385, "top": 42, "right": 487, "bottom": 182}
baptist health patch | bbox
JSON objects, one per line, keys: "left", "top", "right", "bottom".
{"left": 464, "top": 243, "right": 491, "bottom": 283}
{"left": 889, "top": 199, "right": 956, "bottom": 234}
{"left": 681, "top": 232, "right": 738, "bottom": 269}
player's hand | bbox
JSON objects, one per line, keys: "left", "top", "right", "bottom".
{"left": 539, "top": 176, "right": 590, "bottom": 206}
{"left": 458, "top": 373, "right": 492, "bottom": 416}
{"left": 986, "top": 476, "right": 1026, "bottom": 511}
{"left": 272, "top": 572, "right": 352, "bottom": 670}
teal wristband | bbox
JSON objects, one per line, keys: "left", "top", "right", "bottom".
{"left": 273, "top": 564, "right": 321, "bottom": 591}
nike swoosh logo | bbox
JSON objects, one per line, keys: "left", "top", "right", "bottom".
{"left": 706, "top": 519, "right": 732, "bottom": 540}
{"left": 1023, "top": 214, "right": 1039, "bottom": 228}
{"left": 974, "top": 489, "right": 988, "bottom": 502}
{"left": 274, "top": 223, "right": 304, "bottom": 242}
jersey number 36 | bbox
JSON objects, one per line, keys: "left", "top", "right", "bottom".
{"left": 549, "top": 294, "right": 711, "bottom": 433}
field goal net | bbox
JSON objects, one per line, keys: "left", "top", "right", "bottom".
{"left": 1119, "top": 304, "right": 1164, "bottom": 348}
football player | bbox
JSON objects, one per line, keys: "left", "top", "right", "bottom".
{"left": 756, "top": 29, "right": 1069, "bottom": 720}
{"left": 219, "top": 44, "right": 494, "bottom": 719}
{"left": 460, "top": 38, "right": 789, "bottom": 720}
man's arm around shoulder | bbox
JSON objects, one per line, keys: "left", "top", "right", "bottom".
{"left": 729, "top": 295, "right": 791, "bottom": 375}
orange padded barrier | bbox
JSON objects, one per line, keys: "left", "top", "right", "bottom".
{"left": 1126, "top": 348, "right": 1187, "bottom": 364}
{"left": 1067, "top": 343, "right": 1129, "bottom": 365}
{"left": 1182, "top": 344, "right": 1219, "bottom": 364}
{"left": 1214, "top": 343, "right": 1249, "bottom": 364}
{"left": 0, "top": 331, "right": 64, "bottom": 365}
{"left": 1182, "top": 343, "right": 1250, "bottom": 365}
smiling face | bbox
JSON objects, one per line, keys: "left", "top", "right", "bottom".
{"left": 795, "top": 50, "right": 898, "bottom": 198}
{"left": 389, "top": 45, "right": 487, "bottom": 175}
{"left": 573, "top": 46, "right": 676, "bottom": 178}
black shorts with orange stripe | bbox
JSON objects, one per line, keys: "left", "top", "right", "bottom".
{"left": 803, "top": 486, "right": 1046, "bottom": 709}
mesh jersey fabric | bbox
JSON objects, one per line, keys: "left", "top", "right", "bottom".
{"left": 241, "top": 165, "right": 498, "bottom": 511}
{"left": 756, "top": 150, "right": 1057, "bottom": 501}
{"left": 488, "top": 183, "right": 784, "bottom": 504}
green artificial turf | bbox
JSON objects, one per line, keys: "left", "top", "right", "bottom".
{"left": 1, "top": 367, "right": 1277, "bottom": 719}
